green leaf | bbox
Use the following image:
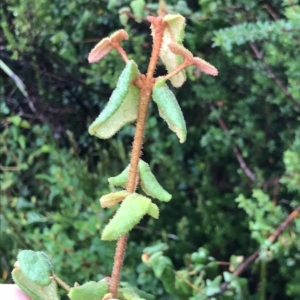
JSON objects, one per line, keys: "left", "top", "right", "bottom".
{"left": 148, "top": 253, "right": 173, "bottom": 279}
{"left": 68, "top": 280, "right": 109, "bottom": 300}
{"left": 119, "top": 8, "right": 131, "bottom": 26}
{"left": 161, "top": 14, "right": 186, "bottom": 87}
{"left": 17, "top": 250, "right": 53, "bottom": 286}
{"left": 130, "top": 0, "right": 146, "bottom": 23}
{"left": 147, "top": 203, "right": 159, "bottom": 219}
{"left": 12, "top": 269, "right": 60, "bottom": 300}
{"left": 89, "top": 60, "right": 140, "bottom": 139}
{"left": 101, "top": 193, "right": 151, "bottom": 240}
{"left": 139, "top": 160, "right": 172, "bottom": 201}
{"left": 109, "top": 160, "right": 172, "bottom": 201}
{"left": 107, "top": 0, "right": 118, "bottom": 10}
{"left": 143, "top": 243, "right": 168, "bottom": 255}
{"left": 100, "top": 190, "right": 129, "bottom": 208}
{"left": 108, "top": 164, "right": 130, "bottom": 187}
{"left": 120, "top": 282, "right": 155, "bottom": 300}
{"left": 152, "top": 79, "right": 187, "bottom": 143}
{"left": 205, "top": 275, "right": 222, "bottom": 296}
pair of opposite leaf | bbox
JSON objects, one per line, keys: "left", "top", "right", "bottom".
{"left": 88, "top": 15, "right": 218, "bottom": 144}
{"left": 100, "top": 159, "right": 171, "bottom": 241}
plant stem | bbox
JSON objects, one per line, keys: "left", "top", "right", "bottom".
{"left": 52, "top": 274, "right": 71, "bottom": 292}
{"left": 109, "top": 17, "right": 165, "bottom": 298}
{"left": 259, "top": 261, "right": 266, "bottom": 300}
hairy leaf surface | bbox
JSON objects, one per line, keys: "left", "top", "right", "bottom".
{"left": 12, "top": 269, "right": 59, "bottom": 300}
{"left": 89, "top": 60, "right": 140, "bottom": 139}
{"left": 152, "top": 79, "right": 187, "bottom": 143}
{"left": 17, "top": 250, "right": 53, "bottom": 286}
{"left": 101, "top": 193, "right": 151, "bottom": 240}
{"left": 139, "top": 160, "right": 172, "bottom": 201}
{"left": 68, "top": 281, "right": 109, "bottom": 300}
{"left": 100, "top": 190, "right": 129, "bottom": 208}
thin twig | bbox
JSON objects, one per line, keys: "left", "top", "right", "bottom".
{"left": 248, "top": 42, "right": 300, "bottom": 111}
{"left": 211, "top": 206, "right": 300, "bottom": 298}
{"left": 52, "top": 274, "right": 71, "bottom": 292}
{"left": 209, "top": 104, "right": 256, "bottom": 181}
{"left": 174, "top": 270, "right": 204, "bottom": 294}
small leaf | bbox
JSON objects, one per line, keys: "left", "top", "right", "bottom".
{"left": 12, "top": 269, "right": 60, "bottom": 300}
{"left": 107, "top": 0, "right": 118, "bottom": 10}
{"left": 119, "top": 8, "right": 131, "bottom": 26}
{"left": 130, "top": 0, "right": 146, "bottom": 23}
{"left": 109, "top": 160, "right": 172, "bottom": 201}
{"left": 168, "top": 42, "right": 193, "bottom": 59}
{"left": 89, "top": 60, "right": 140, "bottom": 139}
{"left": 68, "top": 280, "right": 109, "bottom": 300}
{"left": 148, "top": 253, "right": 174, "bottom": 279}
{"left": 110, "top": 29, "right": 129, "bottom": 44}
{"left": 120, "top": 282, "right": 154, "bottom": 300}
{"left": 161, "top": 14, "right": 186, "bottom": 87}
{"left": 17, "top": 250, "right": 53, "bottom": 286}
{"left": 100, "top": 190, "right": 129, "bottom": 208}
{"left": 193, "top": 57, "right": 218, "bottom": 76}
{"left": 101, "top": 193, "right": 151, "bottom": 240}
{"left": 152, "top": 79, "right": 187, "bottom": 143}
{"left": 108, "top": 164, "right": 130, "bottom": 187}
{"left": 88, "top": 38, "right": 112, "bottom": 63}
{"left": 88, "top": 30, "right": 129, "bottom": 63}
{"left": 147, "top": 203, "right": 159, "bottom": 219}
{"left": 139, "top": 160, "right": 172, "bottom": 201}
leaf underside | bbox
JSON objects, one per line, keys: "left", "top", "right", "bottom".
{"left": 139, "top": 160, "right": 172, "bottom": 201}
{"left": 108, "top": 160, "right": 172, "bottom": 201}
{"left": 161, "top": 14, "right": 186, "bottom": 88}
{"left": 147, "top": 203, "right": 159, "bottom": 219}
{"left": 68, "top": 280, "right": 109, "bottom": 300}
{"left": 101, "top": 193, "right": 151, "bottom": 240}
{"left": 89, "top": 60, "right": 140, "bottom": 139}
{"left": 152, "top": 79, "right": 187, "bottom": 143}
{"left": 12, "top": 269, "right": 60, "bottom": 300}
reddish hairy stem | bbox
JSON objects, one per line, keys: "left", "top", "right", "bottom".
{"left": 109, "top": 17, "right": 165, "bottom": 298}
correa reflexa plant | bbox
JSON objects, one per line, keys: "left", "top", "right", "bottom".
{"left": 12, "top": 14, "right": 218, "bottom": 300}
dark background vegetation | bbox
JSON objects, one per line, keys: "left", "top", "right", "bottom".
{"left": 1, "top": 0, "right": 299, "bottom": 299}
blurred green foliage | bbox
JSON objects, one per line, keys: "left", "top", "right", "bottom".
{"left": 1, "top": 0, "right": 299, "bottom": 299}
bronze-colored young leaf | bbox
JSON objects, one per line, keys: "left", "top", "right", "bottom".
{"left": 88, "top": 29, "right": 129, "bottom": 63}
{"left": 12, "top": 269, "right": 60, "bottom": 300}
{"left": 147, "top": 203, "right": 159, "bottom": 219}
{"left": 88, "top": 38, "right": 112, "bottom": 63}
{"left": 139, "top": 160, "right": 172, "bottom": 202}
{"left": 193, "top": 57, "right": 218, "bottom": 76}
{"left": 101, "top": 193, "right": 151, "bottom": 240}
{"left": 168, "top": 42, "right": 193, "bottom": 60}
{"left": 168, "top": 42, "right": 218, "bottom": 76}
{"left": 152, "top": 78, "right": 187, "bottom": 143}
{"left": 108, "top": 164, "right": 130, "bottom": 187}
{"left": 161, "top": 14, "right": 186, "bottom": 87}
{"left": 68, "top": 280, "right": 109, "bottom": 300}
{"left": 100, "top": 190, "right": 129, "bottom": 208}
{"left": 17, "top": 250, "right": 53, "bottom": 286}
{"left": 89, "top": 60, "right": 140, "bottom": 139}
